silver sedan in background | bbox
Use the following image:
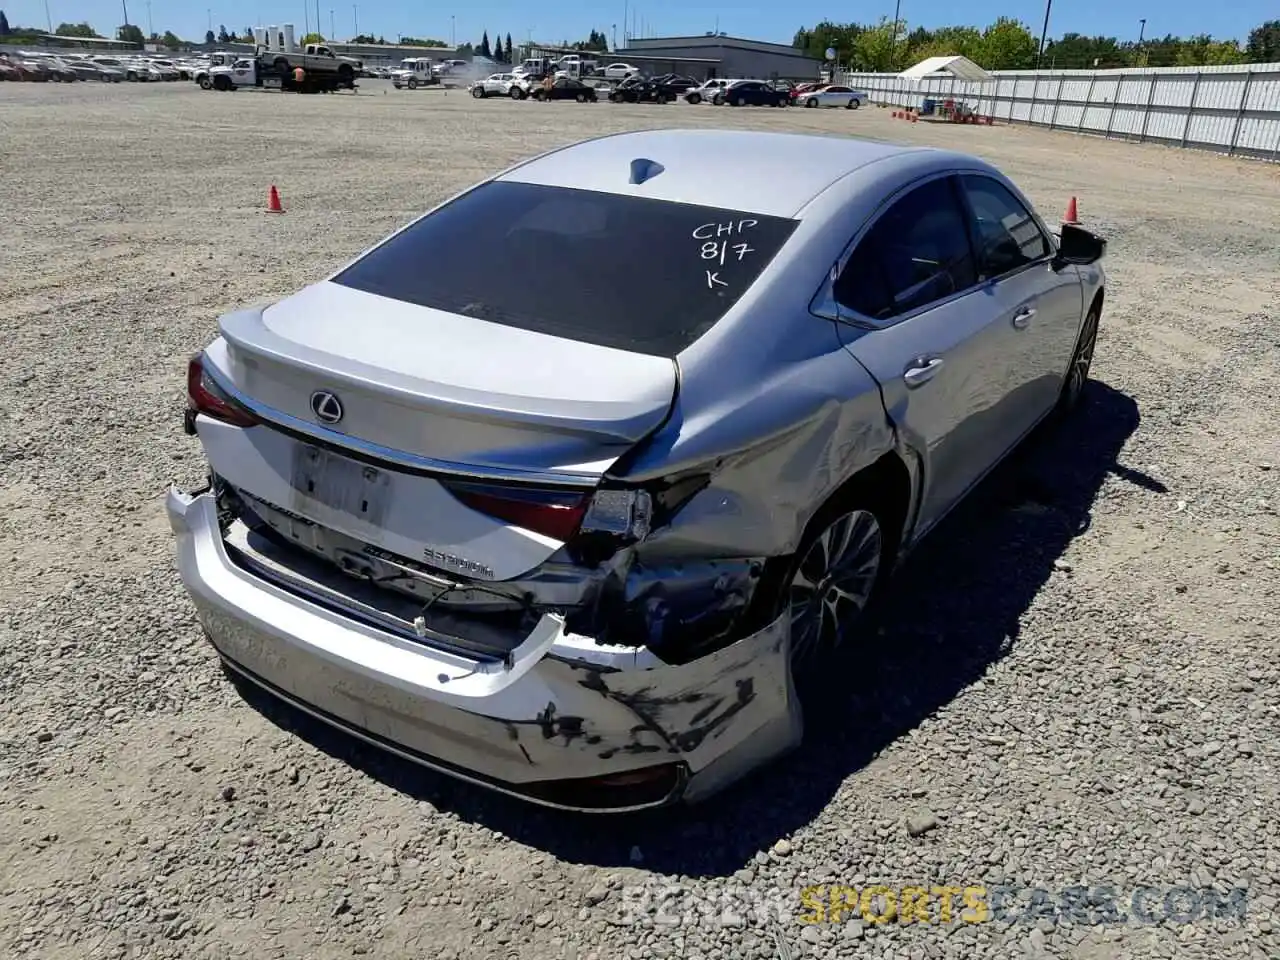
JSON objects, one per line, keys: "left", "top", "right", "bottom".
{"left": 168, "top": 129, "right": 1106, "bottom": 811}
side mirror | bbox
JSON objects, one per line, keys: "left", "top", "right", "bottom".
{"left": 1054, "top": 223, "right": 1107, "bottom": 266}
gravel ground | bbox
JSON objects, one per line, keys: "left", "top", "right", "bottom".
{"left": 1, "top": 79, "right": 1278, "bottom": 960}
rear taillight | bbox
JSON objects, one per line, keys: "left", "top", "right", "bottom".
{"left": 442, "top": 473, "right": 705, "bottom": 551}
{"left": 443, "top": 481, "right": 592, "bottom": 542}
{"left": 185, "top": 354, "right": 260, "bottom": 430}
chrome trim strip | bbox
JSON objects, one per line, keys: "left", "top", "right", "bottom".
{"left": 217, "top": 655, "right": 683, "bottom": 813}
{"left": 202, "top": 361, "right": 603, "bottom": 487}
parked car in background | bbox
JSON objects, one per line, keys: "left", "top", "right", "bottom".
{"left": 651, "top": 73, "right": 698, "bottom": 93}
{"left": 148, "top": 59, "right": 184, "bottom": 81}
{"left": 799, "top": 84, "right": 867, "bottom": 109}
{"left": 169, "top": 129, "right": 1106, "bottom": 812}
{"left": 0, "top": 55, "right": 22, "bottom": 81}
{"left": 608, "top": 76, "right": 684, "bottom": 103}
{"left": 600, "top": 62, "right": 640, "bottom": 79}
{"left": 33, "top": 56, "right": 80, "bottom": 81}
{"left": 714, "top": 79, "right": 790, "bottom": 107}
{"left": 531, "top": 77, "right": 598, "bottom": 102}
{"left": 471, "top": 72, "right": 518, "bottom": 98}
{"left": 12, "top": 58, "right": 51, "bottom": 81}
{"left": 789, "top": 81, "right": 823, "bottom": 102}
{"left": 683, "top": 78, "right": 739, "bottom": 104}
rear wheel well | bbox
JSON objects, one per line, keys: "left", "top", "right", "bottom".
{"left": 743, "top": 451, "right": 913, "bottom": 634}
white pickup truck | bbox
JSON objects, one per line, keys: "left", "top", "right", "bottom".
{"left": 206, "top": 54, "right": 355, "bottom": 93}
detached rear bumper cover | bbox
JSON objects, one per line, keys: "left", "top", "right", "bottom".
{"left": 166, "top": 487, "right": 802, "bottom": 810}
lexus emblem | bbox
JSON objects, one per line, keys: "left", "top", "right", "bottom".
{"left": 309, "top": 390, "right": 344, "bottom": 424}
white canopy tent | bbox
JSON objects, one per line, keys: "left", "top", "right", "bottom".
{"left": 896, "top": 55, "right": 994, "bottom": 118}
{"left": 898, "top": 55, "right": 993, "bottom": 84}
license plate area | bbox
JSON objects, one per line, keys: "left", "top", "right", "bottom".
{"left": 290, "top": 444, "right": 390, "bottom": 526}
{"left": 264, "top": 77, "right": 282, "bottom": 88}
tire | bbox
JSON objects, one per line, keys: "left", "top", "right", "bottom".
{"left": 686, "top": 93, "right": 701, "bottom": 104}
{"left": 805, "top": 97, "right": 818, "bottom": 108}
{"left": 199, "top": 76, "right": 212, "bottom": 90}
{"left": 575, "top": 92, "right": 586, "bottom": 102}
{"left": 608, "top": 91, "right": 619, "bottom": 102}
{"left": 729, "top": 96, "right": 742, "bottom": 106}
{"left": 780, "top": 494, "right": 893, "bottom": 672}
{"left": 127, "top": 70, "right": 138, "bottom": 81}
{"left": 510, "top": 86, "right": 524, "bottom": 99}
{"left": 407, "top": 77, "right": 418, "bottom": 89}
{"left": 778, "top": 97, "right": 789, "bottom": 107}
{"left": 471, "top": 85, "right": 484, "bottom": 98}
{"left": 712, "top": 93, "right": 725, "bottom": 106}
{"left": 1056, "top": 302, "right": 1101, "bottom": 415}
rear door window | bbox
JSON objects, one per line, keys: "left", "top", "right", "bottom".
{"left": 333, "top": 181, "right": 799, "bottom": 357}
{"left": 834, "top": 176, "right": 978, "bottom": 321}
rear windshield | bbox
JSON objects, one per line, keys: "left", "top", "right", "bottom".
{"left": 332, "top": 180, "right": 799, "bottom": 357}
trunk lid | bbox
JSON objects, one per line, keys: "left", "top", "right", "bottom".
{"left": 210, "top": 281, "right": 678, "bottom": 481}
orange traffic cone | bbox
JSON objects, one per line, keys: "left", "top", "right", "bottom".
{"left": 1063, "top": 196, "right": 1080, "bottom": 225}
{"left": 267, "top": 185, "right": 284, "bottom": 213}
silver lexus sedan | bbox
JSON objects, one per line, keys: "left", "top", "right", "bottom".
{"left": 168, "top": 129, "right": 1106, "bottom": 811}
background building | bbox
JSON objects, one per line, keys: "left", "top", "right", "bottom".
{"left": 615, "top": 34, "right": 821, "bottom": 81}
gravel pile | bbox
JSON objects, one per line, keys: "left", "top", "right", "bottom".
{"left": 1, "top": 81, "right": 1277, "bottom": 960}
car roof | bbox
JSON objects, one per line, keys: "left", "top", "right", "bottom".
{"left": 498, "top": 129, "right": 933, "bottom": 218}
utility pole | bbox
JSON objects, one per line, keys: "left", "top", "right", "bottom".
{"left": 450, "top": 15, "right": 455, "bottom": 48}
{"left": 315, "top": 0, "right": 321, "bottom": 37}
{"left": 1137, "top": 18, "right": 1147, "bottom": 66}
{"left": 330, "top": 9, "right": 335, "bottom": 39}
{"left": 146, "top": 0, "right": 152, "bottom": 37}
{"left": 890, "top": 0, "right": 901, "bottom": 68}
{"left": 121, "top": 0, "right": 130, "bottom": 29}
{"left": 1037, "top": 0, "right": 1052, "bottom": 68}
{"left": 352, "top": 4, "right": 358, "bottom": 36}
{"left": 43, "top": 0, "right": 52, "bottom": 33}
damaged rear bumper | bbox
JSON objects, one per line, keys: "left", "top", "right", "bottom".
{"left": 166, "top": 487, "right": 802, "bottom": 811}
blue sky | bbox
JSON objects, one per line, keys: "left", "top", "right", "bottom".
{"left": 4, "top": 0, "right": 1271, "bottom": 47}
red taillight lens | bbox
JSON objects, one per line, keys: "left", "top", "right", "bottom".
{"left": 443, "top": 480, "right": 590, "bottom": 542}
{"left": 186, "top": 354, "right": 260, "bottom": 428}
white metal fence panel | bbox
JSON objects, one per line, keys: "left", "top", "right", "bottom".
{"left": 837, "top": 62, "right": 1280, "bottom": 162}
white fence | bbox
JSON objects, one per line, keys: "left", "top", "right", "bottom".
{"left": 836, "top": 63, "right": 1280, "bottom": 161}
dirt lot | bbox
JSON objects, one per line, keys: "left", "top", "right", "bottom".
{"left": 1, "top": 79, "right": 1278, "bottom": 960}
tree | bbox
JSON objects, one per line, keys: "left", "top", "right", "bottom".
{"left": 505, "top": 32, "right": 514, "bottom": 62}
{"left": 0, "top": 10, "right": 10, "bottom": 35}
{"left": 478, "top": 30, "right": 491, "bottom": 57}
{"left": 492, "top": 34, "right": 503, "bottom": 61}
{"left": 204, "top": 29, "right": 215, "bottom": 44}
{"left": 301, "top": 32, "right": 324, "bottom": 45}
{"left": 161, "top": 30, "right": 183, "bottom": 47}
{"left": 1246, "top": 20, "right": 1280, "bottom": 63}
{"left": 852, "top": 17, "right": 905, "bottom": 71}
{"left": 56, "top": 21, "right": 100, "bottom": 38}
{"left": 117, "top": 23, "right": 144, "bottom": 44}
{"left": 978, "top": 17, "right": 1037, "bottom": 70}
{"left": 398, "top": 36, "right": 447, "bottom": 47}
{"left": 217, "top": 25, "right": 229, "bottom": 43}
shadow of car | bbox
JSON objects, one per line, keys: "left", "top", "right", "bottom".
{"left": 225, "top": 376, "right": 1153, "bottom": 873}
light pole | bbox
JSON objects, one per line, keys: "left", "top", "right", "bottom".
{"left": 352, "top": 4, "right": 357, "bottom": 36}
{"left": 612, "top": 23, "right": 616, "bottom": 49}
{"left": 146, "top": 0, "right": 152, "bottom": 37}
{"left": 43, "top": 0, "right": 52, "bottom": 32}
{"left": 1036, "top": 0, "right": 1052, "bottom": 68}
{"left": 450, "top": 15, "right": 455, "bottom": 48}
{"left": 1137, "top": 18, "right": 1146, "bottom": 66}
{"left": 330, "top": 9, "right": 335, "bottom": 39}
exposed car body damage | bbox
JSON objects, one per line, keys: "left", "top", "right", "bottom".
{"left": 170, "top": 483, "right": 799, "bottom": 810}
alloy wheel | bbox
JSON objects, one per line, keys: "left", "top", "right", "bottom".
{"left": 1062, "top": 309, "right": 1099, "bottom": 409}
{"left": 787, "top": 509, "right": 883, "bottom": 665}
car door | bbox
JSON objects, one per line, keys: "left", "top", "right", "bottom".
{"left": 956, "top": 173, "right": 1084, "bottom": 435}
{"left": 232, "top": 60, "right": 254, "bottom": 86}
{"left": 828, "top": 175, "right": 1033, "bottom": 535}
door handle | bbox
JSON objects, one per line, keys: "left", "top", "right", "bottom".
{"left": 903, "top": 357, "right": 944, "bottom": 388}
{"left": 1012, "top": 306, "right": 1037, "bottom": 329}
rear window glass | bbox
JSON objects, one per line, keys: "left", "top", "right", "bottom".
{"left": 332, "top": 180, "right": 799, "bottom": 357}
